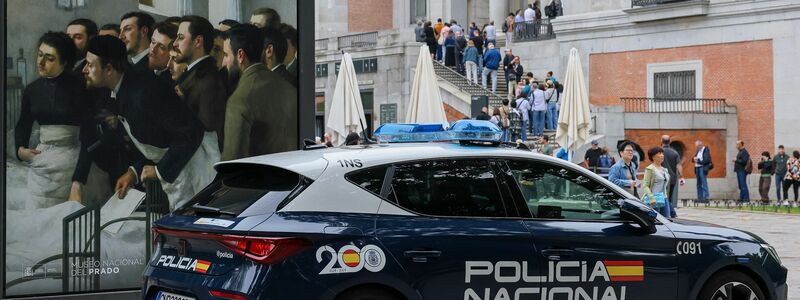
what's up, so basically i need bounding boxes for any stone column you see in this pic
[489,0,508,26]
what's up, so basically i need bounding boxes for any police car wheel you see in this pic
[698,271,765,300]
[336,286,403,300]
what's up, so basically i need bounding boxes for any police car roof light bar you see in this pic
[373,120,502,144]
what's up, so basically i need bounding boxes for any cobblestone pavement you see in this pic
[677,207,799,299]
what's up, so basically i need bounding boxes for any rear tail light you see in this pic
[153,228,310,264]
[210,290,247,300]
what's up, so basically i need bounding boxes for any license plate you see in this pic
[156,291,195,300]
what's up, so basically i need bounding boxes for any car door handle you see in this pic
[404,250,442,263]
[541,249,574,261]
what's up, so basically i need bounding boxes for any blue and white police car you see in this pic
[143,120,787,300]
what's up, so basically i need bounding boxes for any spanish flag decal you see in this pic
[342,249,361,267]
[603,260,644,282]
[195,259,211,274]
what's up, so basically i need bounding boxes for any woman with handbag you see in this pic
[642,147,672,218]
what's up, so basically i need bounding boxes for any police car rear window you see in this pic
[177,164,306,218]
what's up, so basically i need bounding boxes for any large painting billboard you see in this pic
[3,0,301,297]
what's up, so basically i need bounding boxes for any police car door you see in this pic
[501,159,678,300]
[375,158,541,300]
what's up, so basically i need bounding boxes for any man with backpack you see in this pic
[733,140,752,202]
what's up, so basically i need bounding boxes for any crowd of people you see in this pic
[506,131,800,218]
[13,8,299,210]
[416,15,565,144]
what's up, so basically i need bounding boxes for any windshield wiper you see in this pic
[191,204,237,217]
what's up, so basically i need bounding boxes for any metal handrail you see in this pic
[512,19,556,42]
[337,32,378,49]
[432,61,506,108]
[620,97,729,113]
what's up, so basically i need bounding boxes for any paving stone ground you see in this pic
[677,206,799,299]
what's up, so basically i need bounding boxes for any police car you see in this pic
[142,120,787,300]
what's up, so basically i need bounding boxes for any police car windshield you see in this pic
[176,164,305,218]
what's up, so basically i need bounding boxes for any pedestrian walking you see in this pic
[597,147,615,178]
[508,100,522,142]
[515,91,530,141]
[489,107,502,127]
[484,21,497,46]
[414,20,425,42]
[508,57,523,100]
[462,40,479,85]
[504,13,514,46]
[584,140,602,173]
[499,99,511,142]
[661,135,683,217]
[481,43,501,93]
[693,140,712,202]
[774,145,789,201]
[531,83,546,136]
[757,151,774,203]
[544,80,558,130]
[609,143,641,198]
[733,140,751,202]
[782,150,800,204]
[424,21,436,59]
[642,147,672,218]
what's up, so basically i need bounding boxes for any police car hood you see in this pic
[668,218,766,244]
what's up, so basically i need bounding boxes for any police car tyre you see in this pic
[336,286,404,300]
[698,270,765,300]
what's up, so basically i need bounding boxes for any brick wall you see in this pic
[347,0,393,32]
[590,40,775,161]
[444,103,467,122]
[625,129,726,179]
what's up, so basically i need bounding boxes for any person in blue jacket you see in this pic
[481,43,501,93]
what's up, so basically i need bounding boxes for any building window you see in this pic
[315,64,328,78]
[654,70,696,99]
[411,0,427,24]
[361,90,374,138]
[335,58,378,75]
[315,93,325,138]
[646,60,702,99]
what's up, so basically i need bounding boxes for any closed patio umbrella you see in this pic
[556,47,593,161]
[327,52,367,146]
[406,45,448,128]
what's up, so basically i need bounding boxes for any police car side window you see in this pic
[506,160,621,221]
[390,159,507,218]
[345,166,388,197]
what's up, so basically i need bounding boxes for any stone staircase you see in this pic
[432,59,557,142]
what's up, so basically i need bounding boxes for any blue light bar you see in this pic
[447,120,502,143]
[374,121,502,144]
[374,123,448,143]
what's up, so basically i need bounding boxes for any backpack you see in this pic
[598,154,613,169]
[502,22,509,33]
[745,159,753,174]
[500,107,511,129]
[545,2,557,18]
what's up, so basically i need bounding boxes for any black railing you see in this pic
[337,32,378,49]
[513,19,556,42]
[620,97,728,113]
[632,0,693,7]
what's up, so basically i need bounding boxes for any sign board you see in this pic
[380,103,398,125]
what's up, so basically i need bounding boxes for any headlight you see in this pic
[761,243,782,265]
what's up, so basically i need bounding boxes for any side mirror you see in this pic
[618,199,658,234]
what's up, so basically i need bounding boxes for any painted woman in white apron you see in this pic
[14,32,97,209]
